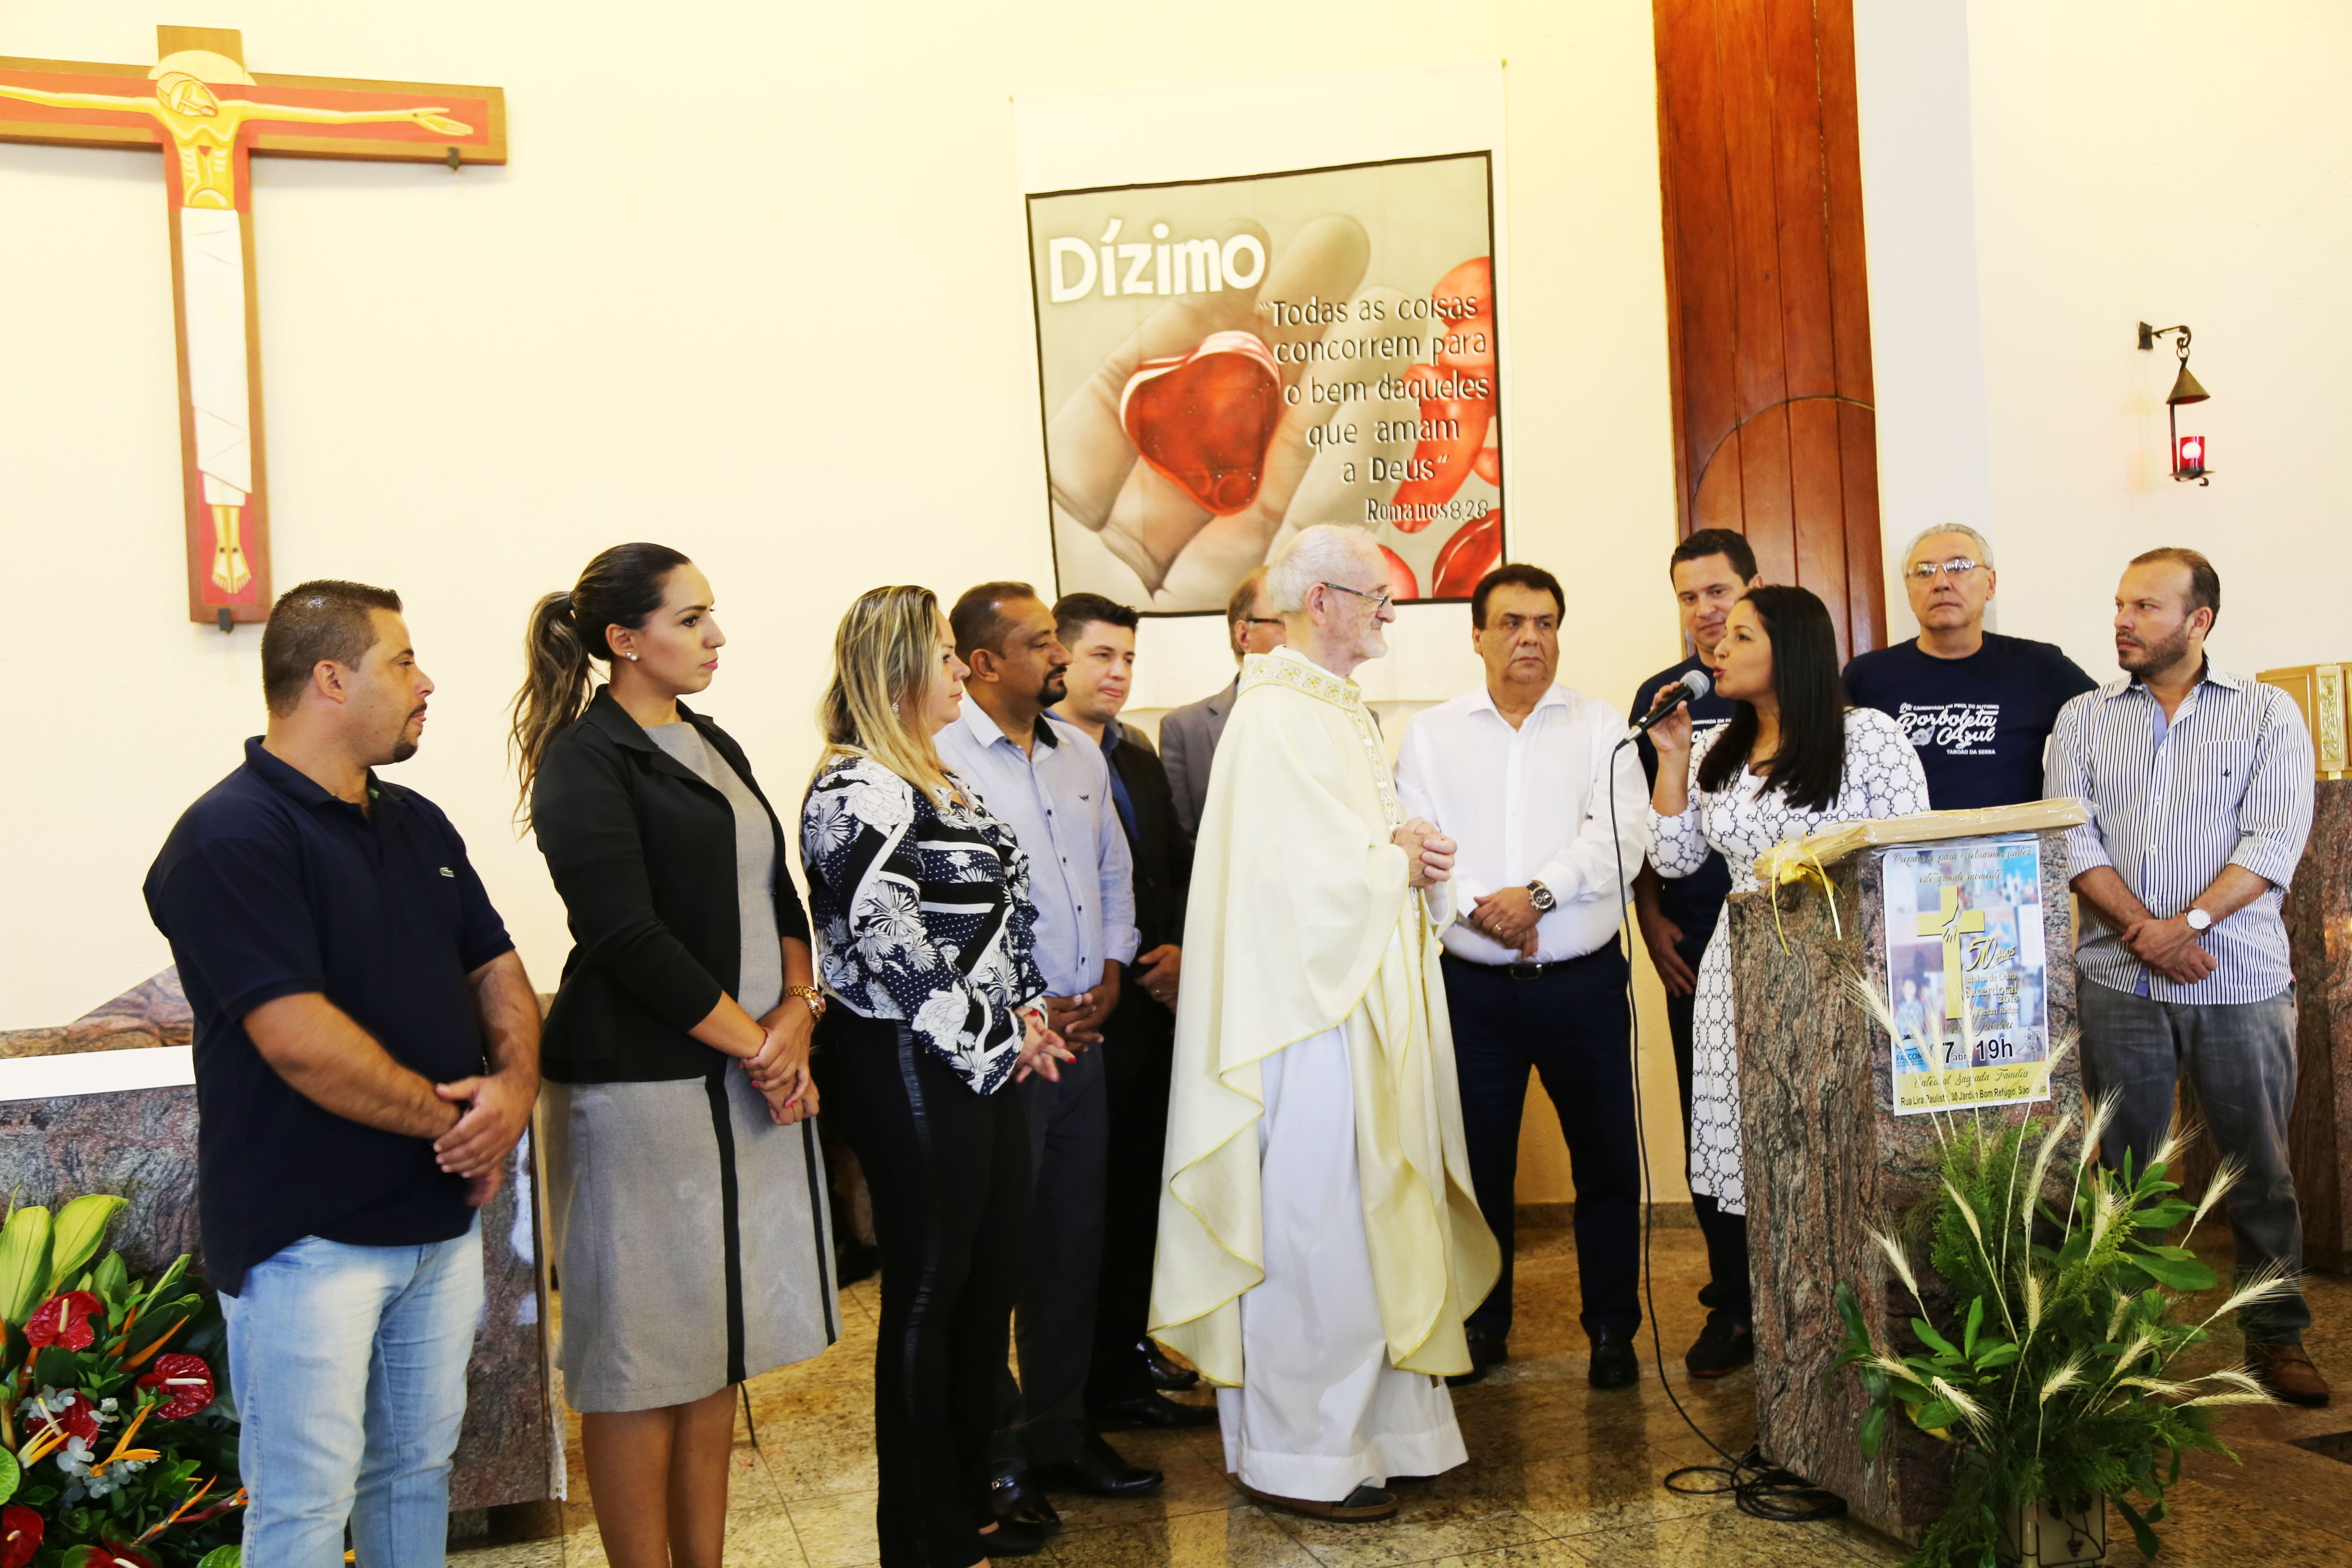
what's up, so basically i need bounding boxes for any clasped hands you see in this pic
[1394,818,1457,891]
[745,1006,820,1126]
[1469,885,1543,959]
[2121,913,2217,985]
[432,1066,536,1207]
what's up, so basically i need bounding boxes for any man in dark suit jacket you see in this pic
[1159,568,1286,843]
[1051,593,1219,1436]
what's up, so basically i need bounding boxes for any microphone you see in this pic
[1622,668,1712,742]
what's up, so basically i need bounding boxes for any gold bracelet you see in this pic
[786,984,827,1021]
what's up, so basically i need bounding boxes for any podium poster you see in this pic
[1883,836,2053,1115]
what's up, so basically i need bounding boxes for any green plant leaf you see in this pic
[0,1205,53,1324]
[63,1547,111,1568]
[0,1445,17,1506]
[1859,1404,1886,1463]
[2123,1250,2218,1291]
[1913,1317,1961,1359]
[42,1196,125,1302]
[1974,1342,2021,1369]
[34,1345,76,1390]
[90,1251,129,1307]
[1914,1400,1961,1432]
[1964,1296,1984,1358]
[2114,1494,2161,1558]
[197,1547,243,1568]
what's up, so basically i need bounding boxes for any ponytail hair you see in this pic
[509,542,691,824]
[817,585,957,806]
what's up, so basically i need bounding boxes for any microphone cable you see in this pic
[1605,727,1847,1524]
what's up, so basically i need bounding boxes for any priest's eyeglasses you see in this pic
[1904,557,1984,582]
[1320,581,1395,612]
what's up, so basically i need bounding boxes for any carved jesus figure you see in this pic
[0,52,467,595]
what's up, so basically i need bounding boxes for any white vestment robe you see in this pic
[1152,646,1499,1501]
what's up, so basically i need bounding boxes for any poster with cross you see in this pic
[1883,835,2054,1115]
[0,24,505,626]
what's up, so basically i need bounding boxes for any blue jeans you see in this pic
[223,1222,484,1568]
[2078,980,2309,1341]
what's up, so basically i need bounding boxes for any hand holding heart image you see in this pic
[1032,153,1505,612]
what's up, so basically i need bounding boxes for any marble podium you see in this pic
[0,971,563,1513]
[1727,827,2084,1543]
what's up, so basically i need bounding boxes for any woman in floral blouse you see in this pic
[802,585,1072,1568]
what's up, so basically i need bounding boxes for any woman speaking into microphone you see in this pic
[1644,585,1926,1374]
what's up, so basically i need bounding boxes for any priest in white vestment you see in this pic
[1150,524,1501,1523]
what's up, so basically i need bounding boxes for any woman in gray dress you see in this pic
[513,542,839,1568]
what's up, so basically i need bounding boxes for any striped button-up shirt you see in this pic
[2044,661,2314,1004]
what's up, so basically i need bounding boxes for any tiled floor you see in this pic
[456,1226,2352,1568]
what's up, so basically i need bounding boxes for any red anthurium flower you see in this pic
[96,1541,157,1568]
[1,1505,43,1568]
[136,1354,215,1419]
[24,1291,102,1351]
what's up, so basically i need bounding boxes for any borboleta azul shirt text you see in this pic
[1845,633,2098,809]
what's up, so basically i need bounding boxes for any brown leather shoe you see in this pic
[2248,1341,2332,1408]
[1236,1480,1398,1521]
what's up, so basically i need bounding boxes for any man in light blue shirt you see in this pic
[939,581,1155,1519]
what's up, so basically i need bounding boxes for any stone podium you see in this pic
[1728,824,2085,1543]
[0,971,564,1515]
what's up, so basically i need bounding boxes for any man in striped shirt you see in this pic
[2046,547,2324,1406]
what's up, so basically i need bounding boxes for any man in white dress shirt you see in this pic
[1395,564,1651,1389]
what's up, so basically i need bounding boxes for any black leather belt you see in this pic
[1442,949,1610,980]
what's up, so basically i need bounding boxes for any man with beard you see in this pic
[938,583,1158,1535]
[1046,593,1220,1434]
[144,580,541,1564]
[2047,547,2324,1407]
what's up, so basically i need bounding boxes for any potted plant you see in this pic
[0,1194,242,1568]
[1831,1008,2288,1568]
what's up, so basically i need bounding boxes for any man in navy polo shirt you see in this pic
[145,580,540,1568]
[1629,528,1755,1377]
[1844,525,2097,808]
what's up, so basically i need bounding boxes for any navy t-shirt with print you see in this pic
[1632,655,1738,961]
[1843,633,2098,810]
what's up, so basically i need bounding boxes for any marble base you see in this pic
[0,971,561,1509]
[1727,829,2085,1542]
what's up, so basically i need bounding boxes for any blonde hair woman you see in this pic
[800,586,1072,1568]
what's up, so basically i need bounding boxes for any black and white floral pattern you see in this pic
[1648,707,1928,1214]
[801,754,1047,1095]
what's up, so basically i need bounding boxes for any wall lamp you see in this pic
[2137,321,2209,485]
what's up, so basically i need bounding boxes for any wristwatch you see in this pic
[2184,907,2213,934]
[785,983,828,1022]
[1526,880,1558,913]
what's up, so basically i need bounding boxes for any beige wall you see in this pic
[0,3,1693,1199]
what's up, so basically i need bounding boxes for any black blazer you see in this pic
[533,689,811,1083]
[1107,726,1191,962]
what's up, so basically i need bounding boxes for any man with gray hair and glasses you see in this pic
[1844,524,2097,807]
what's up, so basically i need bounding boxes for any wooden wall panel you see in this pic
[1653,0,1887,662]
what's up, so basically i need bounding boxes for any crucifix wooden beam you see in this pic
[0,25,505,627]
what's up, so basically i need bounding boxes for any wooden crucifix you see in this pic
[0,25,505,627]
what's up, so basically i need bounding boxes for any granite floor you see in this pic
[455,1225,2352,1568]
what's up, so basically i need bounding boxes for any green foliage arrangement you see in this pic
[0,1195,242,1568]
[1829,1004,2290,1568]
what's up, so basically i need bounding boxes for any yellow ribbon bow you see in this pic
[1752,836,1842,954]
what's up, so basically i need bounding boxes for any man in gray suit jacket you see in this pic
[1159,567,1285,843]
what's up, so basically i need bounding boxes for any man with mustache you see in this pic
[144,580,541,1566]
[2046,547,2325,1407]
[1844,524,2096,808]
[938,582,1157,1535]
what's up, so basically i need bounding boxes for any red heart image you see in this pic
[1388,364,1494,524]
[1379,543,1420,603]
[1120,331,1282,515]
[1472,421,1501,487]
[1431,510,1502,600]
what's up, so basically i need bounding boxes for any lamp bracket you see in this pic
[2138,321,2192,358]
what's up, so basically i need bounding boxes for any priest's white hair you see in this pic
[1267,524,1385,613]
[1903,522,1994,568]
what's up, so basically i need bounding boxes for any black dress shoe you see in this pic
[1036,1432,1165,1498]
[1447,1327,1507,1387]
[1684,1317,1754,1379]
[980,1464,1061,1534]
[1089,1391,1219,1430]
[1143,1338,1201,1391]
[1589,1327,1638,1390]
